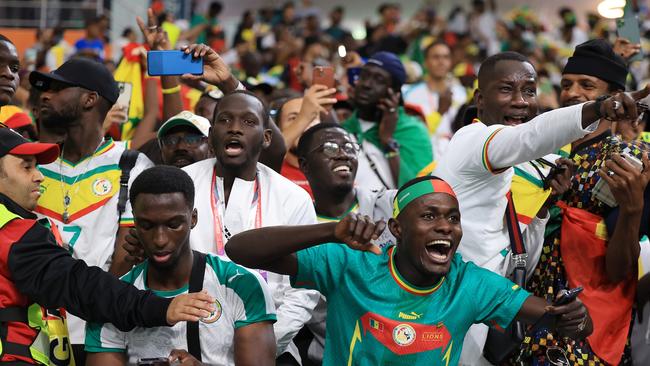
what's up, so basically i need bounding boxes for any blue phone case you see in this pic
[147,50,203,76]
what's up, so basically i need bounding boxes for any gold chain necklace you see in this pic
[59,139,104,223]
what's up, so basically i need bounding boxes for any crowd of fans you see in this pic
[2,0,650,365]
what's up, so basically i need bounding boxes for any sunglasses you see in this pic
[308,141,360,158]
[159,134,207,147]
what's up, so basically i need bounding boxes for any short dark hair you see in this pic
[214,90,270,127]
[296,122,347,159]
[423,40,450,59]
[478,51,532,89]
[275,96,302,129]
[129,166,195,208]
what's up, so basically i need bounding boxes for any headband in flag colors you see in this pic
[392,178,457,218]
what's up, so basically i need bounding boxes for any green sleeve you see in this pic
[468,262,532,329]
[394,114,434,186]
[290,243,350,297]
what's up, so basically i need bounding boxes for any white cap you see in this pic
[157,111,211,138]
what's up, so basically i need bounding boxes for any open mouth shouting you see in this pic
[503,115,529,126]
[424,239,453,264]
[224,138,244,157]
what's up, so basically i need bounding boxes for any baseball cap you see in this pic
[0,126,59,164]
[367,51,407,89]
[29,58,119,104]
[157,111,211,139]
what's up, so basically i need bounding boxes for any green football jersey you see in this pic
[292,244,530,365]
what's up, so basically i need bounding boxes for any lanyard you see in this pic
[210,167,262,255]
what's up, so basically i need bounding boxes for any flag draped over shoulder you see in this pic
[557,201,635,366]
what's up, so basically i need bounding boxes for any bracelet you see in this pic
[162,85,181,94]
[385,151,400,159]
[593,95,609,120]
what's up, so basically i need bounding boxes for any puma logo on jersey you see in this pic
[228,270,243,283]
[398,311,423,320]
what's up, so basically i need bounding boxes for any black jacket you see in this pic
[1,193,172,332]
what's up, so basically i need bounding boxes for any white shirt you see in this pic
[36,139,153,344]
[85,255,276,365]
[183,158,320,361]
[434,103,595,274]
[402,79,467,158]
[353,120,395,190]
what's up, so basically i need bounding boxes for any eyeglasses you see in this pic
[546,346,570,366]
[159,134,207,147]
[308,141,359,157]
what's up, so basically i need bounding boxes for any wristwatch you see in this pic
[383,138,400,154]
[593,95,609,120]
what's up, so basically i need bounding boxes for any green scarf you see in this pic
[342,107,433,187]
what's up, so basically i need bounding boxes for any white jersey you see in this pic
[183,158,320,361]
[84,255,276,365]
[36,139,153,344]
[402,79,467,158]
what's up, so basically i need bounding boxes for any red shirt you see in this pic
[280,160,313,199]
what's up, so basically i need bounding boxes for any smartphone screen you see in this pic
[312,66,335,88]
[617,1,643,62]
[147,50,203,76]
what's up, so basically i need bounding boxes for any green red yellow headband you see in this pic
[393,178,457,218]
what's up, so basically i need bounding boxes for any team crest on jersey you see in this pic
[392,324,416,346]
[200,299,222,324]
[92,178,112,196]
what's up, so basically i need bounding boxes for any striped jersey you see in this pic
[292,244,530,366]
[84,254,276,365]
[35,138,153,344]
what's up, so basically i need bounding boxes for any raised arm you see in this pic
[225,214,385,276]
[488,87,650,171]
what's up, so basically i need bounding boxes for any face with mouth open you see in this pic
[389,192,462,285]
[300,127,358,193]
[476,60,538,126]
[133,192,197,269]
[210,93,271,172]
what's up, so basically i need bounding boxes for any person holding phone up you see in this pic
[341,51,433,190]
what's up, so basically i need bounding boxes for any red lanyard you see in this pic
[210,167,262,255]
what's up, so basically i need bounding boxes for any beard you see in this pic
[40,103,82,130]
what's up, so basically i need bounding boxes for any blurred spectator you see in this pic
[74,16,106,60]
[189,1,226,51]
[469,0,499,56]
[324,6,351,42]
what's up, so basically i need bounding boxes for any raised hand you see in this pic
[378,88,401,146]
[599,85,650,122]
[334,213,386,255]
[166,290,216,325]
[298,84,338,121]
[136,8,171,51]
[123,227,145,264]
[613,37,642,60]
[179,44,233,87]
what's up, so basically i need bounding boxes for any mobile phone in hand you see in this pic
[617,1,644,62]
[553,286,583,306]
[313,66,335,88]
[148,50,203,76]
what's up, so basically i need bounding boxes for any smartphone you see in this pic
[617,1,644,62]
[530,287,584,331]
[148,50,203,76]
[347,67,361,87]
[554,286,583,306]
[137,358,170,366]
[115,82,132,123]
[312,66,335,88]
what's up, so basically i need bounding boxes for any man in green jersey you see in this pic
[225,176,593,365]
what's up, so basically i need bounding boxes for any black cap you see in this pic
[0,127,59,164]
[563,39,629,91]
[29,58,119,104]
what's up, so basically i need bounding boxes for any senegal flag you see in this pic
[112,43,146,141]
